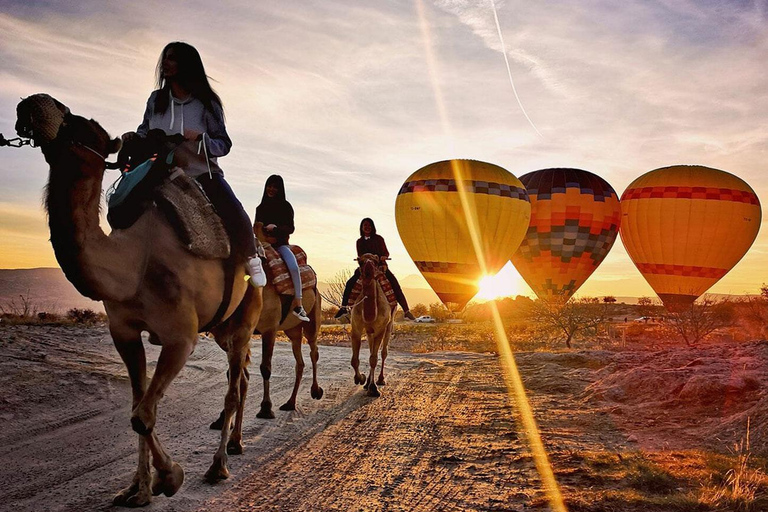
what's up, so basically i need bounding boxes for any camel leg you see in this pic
[367,331,384,397]
[257,332,276,419]
[280,326,305,411]
[306,323,323,400]
[350,327,365,386]
[111,330,153,507]
[204,331,249,482]
[129,336,196,498]
[377,314,394,386]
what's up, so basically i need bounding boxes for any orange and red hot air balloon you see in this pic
[395,159,531,310]
[511,168,622,299]
[620,165,761,311]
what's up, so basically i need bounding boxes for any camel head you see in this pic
[16,93,121,165]
[359,253,379,282]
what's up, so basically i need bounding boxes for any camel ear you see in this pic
[108,137,122,155]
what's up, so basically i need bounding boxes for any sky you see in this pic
[0,0,766,302]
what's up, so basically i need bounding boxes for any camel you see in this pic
[350,253,396,397]
[210,223,323,426]
[15,94,262,506]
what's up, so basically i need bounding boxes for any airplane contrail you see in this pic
[489,0,542,137]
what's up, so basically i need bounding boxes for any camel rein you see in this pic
[0,133,35,148]
[0,133,107,162]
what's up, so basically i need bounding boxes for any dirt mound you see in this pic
[585,340,768,454]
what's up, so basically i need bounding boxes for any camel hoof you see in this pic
[354,374,366,385]
[227,439,244,455]
[377,377,386,386]
[113,482,151,507]
[151,463,184,497]
[279,402,296,411]
[368,384,381,398]
[209,410,226,430]
[256,407,275,419]
[204,460,230,483]
[130,415,153,436]
[311,386,324,400]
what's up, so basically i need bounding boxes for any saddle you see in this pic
[262,243,317,295]
[106,131,230,260]
[349,271,397,307]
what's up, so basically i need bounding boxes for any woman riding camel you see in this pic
[256,174,310,322]
[335,218,415,320]
[122,41,266,287]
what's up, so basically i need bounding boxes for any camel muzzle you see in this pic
[16,93,70,146]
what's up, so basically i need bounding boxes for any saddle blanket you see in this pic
[349,272,397,308]
[263,244,317,296]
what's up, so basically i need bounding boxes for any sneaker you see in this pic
[334,306,349,319]
[404,310,416,321]
[247,257,267,287]
[292,306,310,322]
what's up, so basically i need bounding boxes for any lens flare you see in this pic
[415,3,565,509]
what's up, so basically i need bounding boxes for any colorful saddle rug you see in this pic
[263,244,317,296]
[349,272,397,308]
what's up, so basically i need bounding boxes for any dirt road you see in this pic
[2,325,766,511]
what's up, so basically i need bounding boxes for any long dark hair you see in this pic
[260,174,287,203]
[359,217,377,237]
[153,42,223,114]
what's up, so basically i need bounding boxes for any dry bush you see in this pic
[699,422,768,511]
[662,296,735,346]
[526,296,610,348]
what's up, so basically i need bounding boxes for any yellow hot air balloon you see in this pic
[511,168,622,299]
[620,165,761,311]
[395,159,531,309]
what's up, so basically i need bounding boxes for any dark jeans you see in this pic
[196,173,257,259]
[342,268,409,311]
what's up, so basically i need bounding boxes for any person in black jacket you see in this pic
[255,175,309,321]
[334,218,415,320]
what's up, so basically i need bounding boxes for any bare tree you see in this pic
[663,296,735,346]
[321,268,354,308]
[528,296,608,348]
[0,290,38,318]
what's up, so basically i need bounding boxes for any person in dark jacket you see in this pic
[334,218,415,320]
[255,175,309,321]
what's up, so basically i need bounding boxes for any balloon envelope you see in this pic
[511,168,622,299]
[620,165,761,310]
[395,159,531,309]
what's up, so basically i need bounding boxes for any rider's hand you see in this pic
[184,129,202,142]
[121,131,137,143]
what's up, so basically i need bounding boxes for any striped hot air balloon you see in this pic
[511,168,622,299]
[395,159,531,310]
[620,165,761,311]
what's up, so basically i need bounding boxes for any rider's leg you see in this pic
[334,269,360,318]
[196,173,265,286]
[386,269,414,320]
[277,244,309,321]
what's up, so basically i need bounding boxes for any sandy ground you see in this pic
[1,324,767,511]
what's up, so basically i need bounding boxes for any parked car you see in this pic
[415,315,436,323]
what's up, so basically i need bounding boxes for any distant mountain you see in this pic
[0,268,105,314]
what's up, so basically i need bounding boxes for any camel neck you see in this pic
[46,148,145,302]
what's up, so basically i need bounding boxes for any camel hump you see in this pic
[262,244,317,295]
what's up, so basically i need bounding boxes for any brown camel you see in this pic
[211,224,323,425]
[15,94,262,507]
[350,253,396,397]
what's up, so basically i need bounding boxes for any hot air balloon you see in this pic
[620,165,761,311]
[511,168,621,299]
[395,159,531,310]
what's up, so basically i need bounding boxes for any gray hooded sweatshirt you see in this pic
[136,89,232,177]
